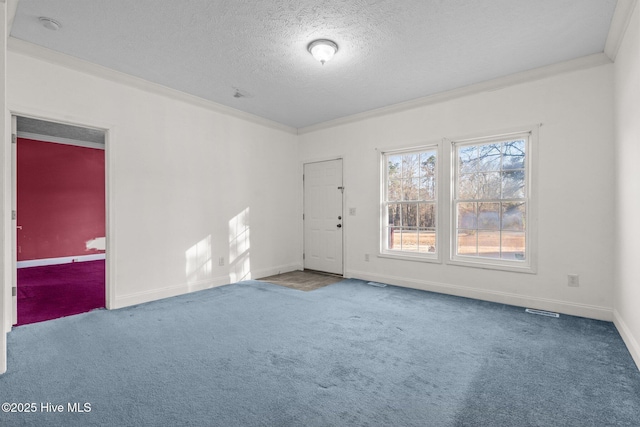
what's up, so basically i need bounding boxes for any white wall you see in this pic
[0,0,8,375]
[614,2,640,368]
[6,45,301,310]
[299,64,615,320]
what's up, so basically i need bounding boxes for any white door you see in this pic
[304,159,343,275]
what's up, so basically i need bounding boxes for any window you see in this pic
[381,146,438,259]
[451,131,533,271]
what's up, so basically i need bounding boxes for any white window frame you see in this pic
[379,143,441,263]
[448,127,538,273]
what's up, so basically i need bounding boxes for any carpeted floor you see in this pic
[1,279,639,426]
[259,270,343,291]
[17,260,105,325]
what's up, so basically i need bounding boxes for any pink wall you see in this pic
[17,138,105,261]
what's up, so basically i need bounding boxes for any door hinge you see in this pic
[12,287,17,297]
[303,213,305,220]
[303,253,305,260]
[11,134,16,144]
[12,210,16,220]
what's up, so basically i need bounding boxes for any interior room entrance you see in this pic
[13,116,107,325]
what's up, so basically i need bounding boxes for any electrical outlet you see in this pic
[349,207,356,216]
[568,274,579,287]
[364,253,370,262]
[218,257,225,266]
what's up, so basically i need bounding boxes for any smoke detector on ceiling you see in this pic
[232,87,253,99]
[39,17,61,31]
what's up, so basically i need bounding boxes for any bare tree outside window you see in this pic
[383,148,437,255]
[455,139,527,261]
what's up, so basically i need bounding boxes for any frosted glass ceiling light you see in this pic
[308,39,338,65]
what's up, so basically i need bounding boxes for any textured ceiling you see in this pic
[10,0,618,129]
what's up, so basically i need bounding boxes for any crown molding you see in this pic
[6,0,18,38]
[7,38,298,135]
[298,52,612,135]
[605,0,638,61]
[8,36,616,138]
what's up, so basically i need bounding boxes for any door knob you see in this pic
[337,224,342,228]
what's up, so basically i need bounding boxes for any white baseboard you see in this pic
[112,262,303,309]
[17,253,106,269]
[252,263,302,280]
[613,309,640,371]
[345,269,613,321]
[112,275,231,309]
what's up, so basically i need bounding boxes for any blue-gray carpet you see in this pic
[1,279,639,426]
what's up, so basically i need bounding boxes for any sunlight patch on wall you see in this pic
[229,208,251,282]
[85,237,106,251]
[186,235,212,289]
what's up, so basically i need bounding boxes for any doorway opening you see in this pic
[13,116,107,326]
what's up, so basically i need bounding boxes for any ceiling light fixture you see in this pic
[307,39,338,65]
[39,17,61,31]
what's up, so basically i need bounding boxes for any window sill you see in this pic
[447,256,536,274]
[378,252,441,264]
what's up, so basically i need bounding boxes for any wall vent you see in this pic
[367,281,387,288]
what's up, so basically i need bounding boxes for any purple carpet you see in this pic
[17,260,105,326]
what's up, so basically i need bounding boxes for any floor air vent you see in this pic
[367,282,387,288]
[525,308,560,318]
